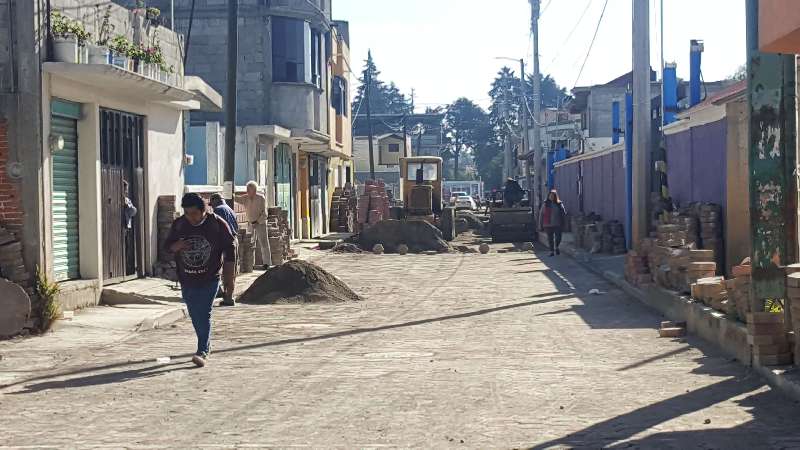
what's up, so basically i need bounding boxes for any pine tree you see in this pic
[352,52,412,116]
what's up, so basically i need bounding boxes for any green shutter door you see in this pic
[51,100,81,281]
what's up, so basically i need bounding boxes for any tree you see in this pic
[443,98,489,180]
[730,64,747,81]
[352,52,412,116]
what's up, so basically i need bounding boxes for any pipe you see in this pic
[663,63,678,125]
[690,39,704,107]
[625,90,633,250]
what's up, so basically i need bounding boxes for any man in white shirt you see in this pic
[235,181,272,269]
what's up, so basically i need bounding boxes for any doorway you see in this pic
[100,108,145,285]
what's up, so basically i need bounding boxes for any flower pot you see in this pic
[52,37,78,63]
[87,45,109,65]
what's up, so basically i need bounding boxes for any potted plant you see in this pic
[109,35,132,70]
[146,7,161,26]
[51,11,91,63]
[88,6,114,64]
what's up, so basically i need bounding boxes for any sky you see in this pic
[333,0,747,111]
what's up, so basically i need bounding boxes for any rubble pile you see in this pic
[352,219,450,254]
[238,260,362,304]
[357,180,390,231]
[329,183,358,233]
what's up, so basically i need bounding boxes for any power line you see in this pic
[542,0,594,73]
[539,0,553,18]
[572,0,609,89]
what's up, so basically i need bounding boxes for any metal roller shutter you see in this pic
[51,100,80,281]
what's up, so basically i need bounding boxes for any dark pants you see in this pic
[546,226,562,253]
[181,279,220,356]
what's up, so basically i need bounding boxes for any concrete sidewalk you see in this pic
[548,231,800,403]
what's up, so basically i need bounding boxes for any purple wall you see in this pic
[665,119,727,213]
[553,148,627,236]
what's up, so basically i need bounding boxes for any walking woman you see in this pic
[539,190,567,256]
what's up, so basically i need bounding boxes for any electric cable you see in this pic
[572,0,610,89]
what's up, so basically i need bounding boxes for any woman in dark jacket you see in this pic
[538,190,567,256]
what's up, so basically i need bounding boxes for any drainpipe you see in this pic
[689,39,704,107]
[662,63,678,125]
[611,100,621,145]
[625,89,633,250]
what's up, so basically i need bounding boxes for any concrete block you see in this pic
[747,312,785,324]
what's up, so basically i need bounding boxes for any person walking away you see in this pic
[209,193,239,306]
[165,193,236,367]
[539,189,567,256]
[235,181,272,269]
[503,178,524,207]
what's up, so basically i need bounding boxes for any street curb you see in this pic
[559,240,800,403]
[135,306,189,332]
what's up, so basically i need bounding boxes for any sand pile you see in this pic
[355,219,450,253]
[238,260,362,304]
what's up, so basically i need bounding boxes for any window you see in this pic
[332,76,347,116]
[272,17,311,83]
[408,162,438,182]
[311,30,322,87]
[388,143,400,153]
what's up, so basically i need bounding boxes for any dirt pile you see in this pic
[238,260,362,304]
[331,243,364,253]
[354,219,451,253]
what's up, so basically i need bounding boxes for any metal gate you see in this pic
[50,100,81,281]
[100,109,145,285]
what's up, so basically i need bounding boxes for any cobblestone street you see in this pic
[3,247,800,448]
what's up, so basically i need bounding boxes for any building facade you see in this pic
[0,0,220,313]
[158,0,353,240]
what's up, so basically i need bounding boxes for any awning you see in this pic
[44,62,198,106]
[184,76,224,112]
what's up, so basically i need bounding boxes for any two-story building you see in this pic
[0,0,221,320]
[158,0,353,239]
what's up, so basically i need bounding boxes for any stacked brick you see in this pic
[329,184,358,233]
[238,230,255,273]
[787,270,800,366]
[698,204,723,268]
[656,215,698,248]
[0,226,32,295]
[690,276,726,310]
[153,196,179,281]
[601,221,626,254]
[624,250,651,286]
[731,262,752,321]
[357,180,390,231]
[265,207,293,266]
[747,312,791,366]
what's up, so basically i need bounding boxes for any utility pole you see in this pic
[223,0,238,206]
[631,0,651,249]
[502,77,512,180]
[746,0,798,311]
[519,59,531,196]
[530,0,542,214]
[366,50,376,181]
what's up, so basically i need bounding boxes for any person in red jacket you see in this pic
[538,189,567,256]
[164,193,236,367]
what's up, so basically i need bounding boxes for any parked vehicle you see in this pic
[454,194,477,210]
[449,191,468,206]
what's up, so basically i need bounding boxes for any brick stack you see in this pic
[266,207,292,266]
[358,180,390,231]
[786,270,800,366]
[601,221,626,254]
[0,120,24,238]
[690,276,726,309]
[656,218,697,248]
[625,250,651,287]
[153,196,179,281]
[747,312,791,366]
[699,204,723,267]
[0,229,32,295]
[329,184,357,233]
[238,230,255,273]
[688,261,717,286]
[731,263,752,321]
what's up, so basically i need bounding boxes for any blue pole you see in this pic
[625,91,633,249]
[663,63,678,125]
[690,39,704,107]
[612,101,621,144]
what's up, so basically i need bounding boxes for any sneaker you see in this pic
[191,353,207,368]
[220,298,236,307]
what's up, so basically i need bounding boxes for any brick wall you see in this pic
[0,119,23,237]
